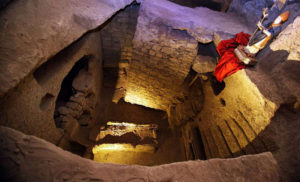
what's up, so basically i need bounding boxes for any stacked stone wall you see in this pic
[100,4,139,67]
[125,12,198,110]
[100,4,139,102]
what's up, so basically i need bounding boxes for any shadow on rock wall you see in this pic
[246,48,300,105]
[237,102,300,182]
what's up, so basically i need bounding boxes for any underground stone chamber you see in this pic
[0,0,300,181]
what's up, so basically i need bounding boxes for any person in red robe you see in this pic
[213,2,290,83]
[214,32,250,82]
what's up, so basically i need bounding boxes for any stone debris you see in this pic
[192,55,217,74]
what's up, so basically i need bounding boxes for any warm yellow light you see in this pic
[96,122,158,141]
[92,143,155,153]
[125,92,157,110]
[107,121,137,127]
[107,121,157,128]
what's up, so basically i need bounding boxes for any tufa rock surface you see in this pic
[0,0,134,97]
[0,31,102,145]
[137,0,251,44]
[0,126,279,182]
[192,55,217,73]
[125,0,251,110]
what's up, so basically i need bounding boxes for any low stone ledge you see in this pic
[0,126,279,182]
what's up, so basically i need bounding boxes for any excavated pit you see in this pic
[0,0,300,181]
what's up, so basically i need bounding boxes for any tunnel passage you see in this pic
[54,56,89,116]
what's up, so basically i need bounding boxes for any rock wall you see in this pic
[168,0,234,12]
[0,31,102,145]
[169,72,276,157]
[228,0,299,28]
[170,71,299,181]
[168,10,300,182]
[101,3,139,68]
[54,53,103,150]
[198,73,277,157]
[100,3,140,102]
[228,0,274,28]
[135,0,250,44]
[174,74,300,181]
[0,126,279,182]
[125,17,198,110]
[0,0,11,10]
[256,15,300,102]
[124,0,250,110]
[0,0,134,97]
[168,78,204,128]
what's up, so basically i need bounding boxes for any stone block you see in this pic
[66,102,83,112]
[161,47,173,55]
[152,45,161,51]
[78,114,91,126]
[72,70,93,93]
[149,50,156,56]
[192,55,216,73]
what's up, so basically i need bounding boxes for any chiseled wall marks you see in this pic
[171,71,277,159]
[198,71,276,157]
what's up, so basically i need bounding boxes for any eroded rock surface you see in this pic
[192,55,216,73]
[0,0,134,97]
[270,16,300,61]
[229,0,300,28]
[228,0,273,27]
[139,0,250,44]
[0,31,102,145]
[168,5,300,181]
[0,126,279,182]
[125,0,250,110]
[246,14,300,105]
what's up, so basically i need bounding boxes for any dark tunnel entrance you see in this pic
[54,56,89,127]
